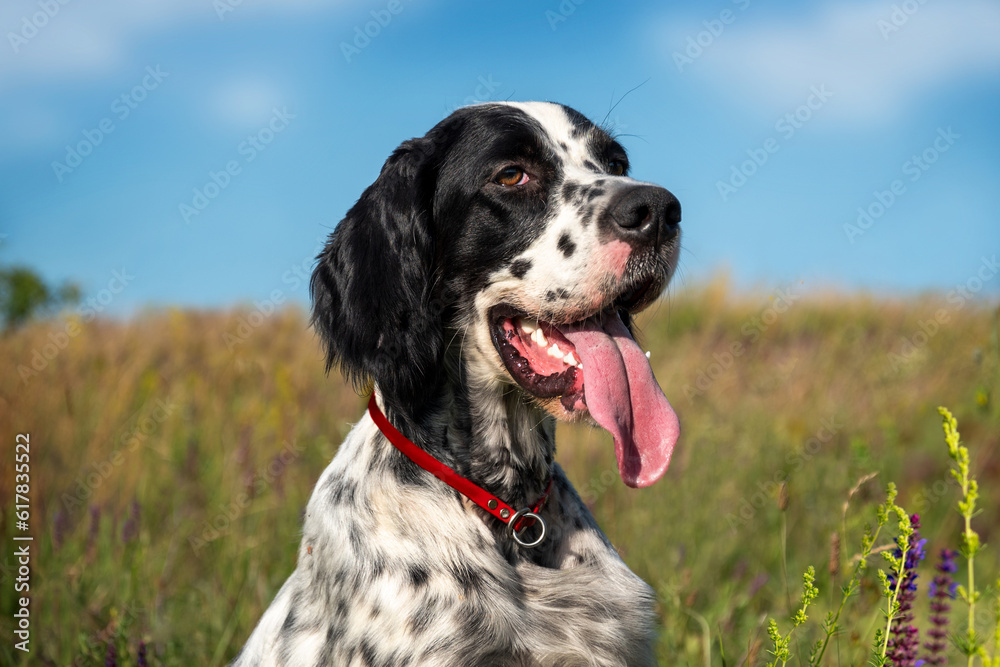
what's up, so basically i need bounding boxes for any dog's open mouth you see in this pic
[491,312,586,403]
[489,296,680,488]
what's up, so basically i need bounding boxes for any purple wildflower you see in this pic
[104,641,117,667]
[923,548,958,665]
[121,498,140,543]
[52,509,70,550]
[747,572,769,598]
[887,514,927,667]
[138,640,148,667]
[87,505,101,549]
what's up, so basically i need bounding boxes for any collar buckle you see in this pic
[509,508,547,548]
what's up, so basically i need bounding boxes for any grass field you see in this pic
[1,279,998,666]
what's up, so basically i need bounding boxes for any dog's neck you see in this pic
[453,377,556,509]
[379,366,556,511]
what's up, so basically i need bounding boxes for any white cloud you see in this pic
[665,0,1000,122]
[0,0,359,89]
[0,0,357,150]
[209,76,288,129]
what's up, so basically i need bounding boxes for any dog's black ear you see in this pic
[310,136,443,418]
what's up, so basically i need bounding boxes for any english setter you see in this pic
[233,101,682,666]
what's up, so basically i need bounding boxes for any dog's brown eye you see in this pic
[608,160,626,177]
[495,166,528,187]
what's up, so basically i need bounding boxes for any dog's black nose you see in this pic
[607,186,681,246]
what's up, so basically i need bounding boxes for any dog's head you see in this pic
[311,101,681,487]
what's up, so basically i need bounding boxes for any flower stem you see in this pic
[810,484,890,667]
[880,516,912,659]
[939,407,984,664]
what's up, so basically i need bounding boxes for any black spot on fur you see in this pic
[387,448,431,487]
[509,259,531,279]
[593,179,606,187]
[360,640,379,666]
[451,563,484,596]
[348,522,364,554]
[320,623,346,663]
[580,204,595,227]
[561,182,579,202]
[561,105,594,139]
[281,607,298,633]
[557,288,571,299]
[329,479,357,505]
[371,554,387,578]
[583,160,600,172]
[587,188,605,201]
[460,610,504,645]
[409,565,430,588]
[559,141,569,151]
[557,234,576,257]
[545,291,556,302]
[408,608,433,635]
[409,594,444,634]
[473,530,488,549]
[335,592,350,619]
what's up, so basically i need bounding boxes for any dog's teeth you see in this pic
[547,343,563,358]
[564,351,578,366]
[520,318,537,334]
[534,329,548,346]
[645,350,651,359]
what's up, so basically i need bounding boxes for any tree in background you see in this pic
[0,265,80,331]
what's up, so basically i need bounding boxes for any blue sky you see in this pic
[1,0,998,316]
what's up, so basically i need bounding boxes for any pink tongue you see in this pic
[560,313,680,488]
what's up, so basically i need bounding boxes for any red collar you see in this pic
[368,394,553,548]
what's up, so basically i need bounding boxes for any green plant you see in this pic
[0,264,79,330]
[810,474,884,666]
[765,566,819,667]
[770,408,1000,667]
[941,406,988,664]
[872,485,914,665]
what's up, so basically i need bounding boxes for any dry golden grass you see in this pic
[1,282,997,665]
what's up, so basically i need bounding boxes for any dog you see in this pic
[232,101,682,666]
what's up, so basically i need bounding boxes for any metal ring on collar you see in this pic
[509,508,546,548]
